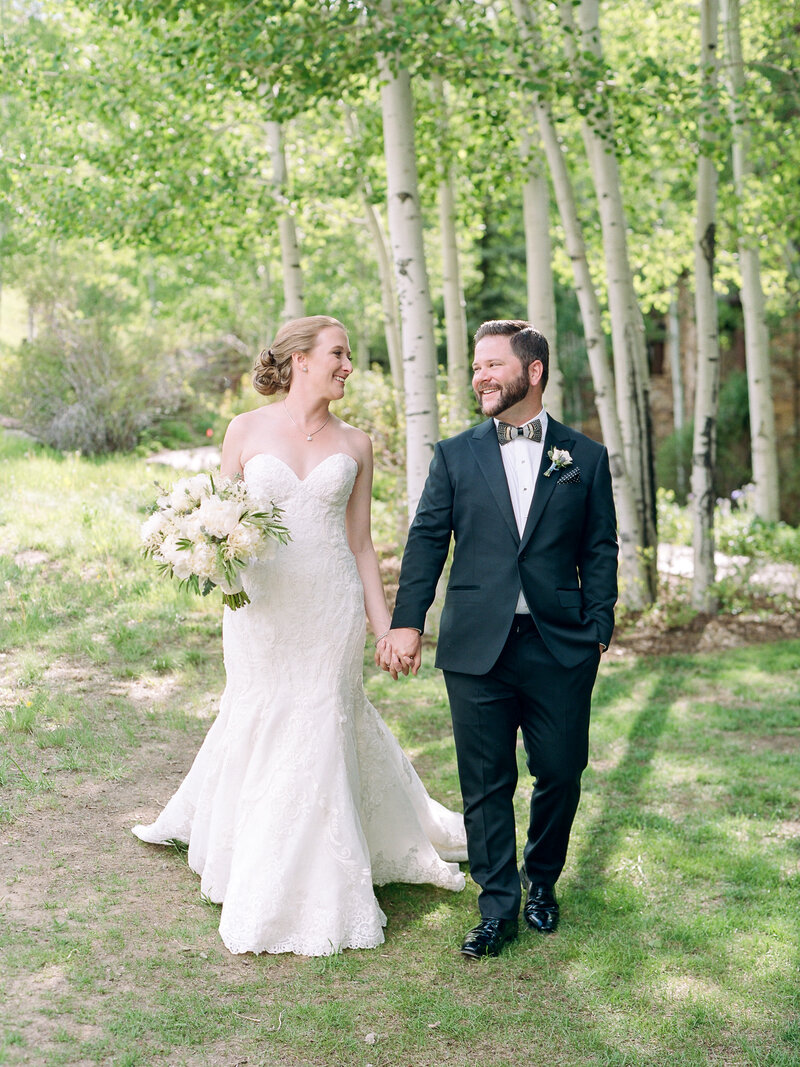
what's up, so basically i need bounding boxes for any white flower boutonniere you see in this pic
[543,447,573,478]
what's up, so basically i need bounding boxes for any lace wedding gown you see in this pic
[133,452,467,956]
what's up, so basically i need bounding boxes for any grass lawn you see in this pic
[1,432,799,1066]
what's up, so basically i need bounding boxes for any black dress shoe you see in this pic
[460,917,518,959]
[520,865,559,933]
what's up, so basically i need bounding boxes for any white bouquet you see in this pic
[141,472,290,610]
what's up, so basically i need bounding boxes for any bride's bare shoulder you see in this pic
[228,403,281,430]
[335,419,373,459]
[225,404,281,441]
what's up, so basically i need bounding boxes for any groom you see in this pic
[379,320,618,958]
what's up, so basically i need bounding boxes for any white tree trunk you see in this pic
[266,119,305,321]
[510,0,648,608]
[668,296,685,432]
[431,76,470,432]
[521,128,563,420]
[378,35,440,521]
[691,0,721,610]
[342,105,404,393]
[439,173,471,431]
[667,293,687,496]
[363,197,404,391]
[561,0,657,598]
[723,0,780,521]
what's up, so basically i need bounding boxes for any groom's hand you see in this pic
[379,628,422,679]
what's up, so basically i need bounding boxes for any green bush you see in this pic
[656,371,752,504]
[655,424,693,504]
[659,483,800,565]
[6,318,188,454]
[715,486,800,564]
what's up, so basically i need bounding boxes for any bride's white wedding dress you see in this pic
[133,452,467,956]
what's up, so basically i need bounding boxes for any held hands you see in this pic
[375,628,422,680]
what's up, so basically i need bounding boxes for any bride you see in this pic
[133,315,467,956]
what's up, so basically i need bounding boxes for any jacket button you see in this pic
[520,554,527,562]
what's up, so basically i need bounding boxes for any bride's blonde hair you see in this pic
[252,315,347,396]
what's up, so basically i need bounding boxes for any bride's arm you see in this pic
[220,416,245,478]
[345,435,392,642]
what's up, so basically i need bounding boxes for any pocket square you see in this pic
[557,466,581,485]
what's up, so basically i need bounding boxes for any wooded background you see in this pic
[1,0,798,611]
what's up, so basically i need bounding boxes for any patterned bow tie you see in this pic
[496,419,542,445]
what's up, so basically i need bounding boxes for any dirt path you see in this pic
[0,659,286,1065]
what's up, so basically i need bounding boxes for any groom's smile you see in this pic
[472,337,533,419]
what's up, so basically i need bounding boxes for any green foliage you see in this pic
[657,370,753,505]
[715,488,800,566]
[656,488,693,545]
[6,314,185,454]
[657,484,800,566]
[655,423,694,503]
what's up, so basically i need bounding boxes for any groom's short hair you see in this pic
[474,320,549,391]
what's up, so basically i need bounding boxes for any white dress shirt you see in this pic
[495,409,547,614]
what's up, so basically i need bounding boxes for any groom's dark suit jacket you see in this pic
[391,415,619,673]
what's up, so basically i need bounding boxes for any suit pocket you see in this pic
[557,466,582,486]
[557,588,583,609]
[446,586,483,604]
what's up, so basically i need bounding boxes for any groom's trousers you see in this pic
[443,614,600,920]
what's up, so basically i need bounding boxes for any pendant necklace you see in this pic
[284,400,331,442]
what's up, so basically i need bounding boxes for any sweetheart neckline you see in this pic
[243,451,357,484]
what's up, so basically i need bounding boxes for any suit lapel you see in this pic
[468,419,519,543]
[519,418,575,552]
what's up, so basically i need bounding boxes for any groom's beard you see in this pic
[475,369,531,418]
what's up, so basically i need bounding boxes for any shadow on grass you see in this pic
[574,660,675,895]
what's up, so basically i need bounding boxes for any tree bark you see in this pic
[691,0,721,610]
[377,24,440,521]
[723,0,779,521]
[521,128,563,420]
[510,0,648,608]
[560,0,657,600]
[266,118,305,321]
[363,196,405,391]
[342,105,404,393]
[667,291,687,497]
[431,75,471,433]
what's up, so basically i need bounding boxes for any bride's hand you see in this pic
[379,628,421,679]
[375,636,394,675]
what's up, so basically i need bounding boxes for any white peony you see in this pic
[178,510,205,541]
[223,522,262,560]
[190,541,219,580]
[197,496,245,539]
[171,555,194,581]
[159,474,212,514]
[157,533,185,566]
[141,511,169,549]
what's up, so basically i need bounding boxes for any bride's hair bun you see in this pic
[252,346,289,395]
[252,315,347,397]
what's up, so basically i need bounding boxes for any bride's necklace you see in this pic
[283,400,331,442]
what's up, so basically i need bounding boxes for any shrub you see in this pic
[6,318,187,454]
[656,371,753,505]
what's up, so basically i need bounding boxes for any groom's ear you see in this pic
[528,359,544,389]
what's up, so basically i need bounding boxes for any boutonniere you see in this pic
[543,447,573,478]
